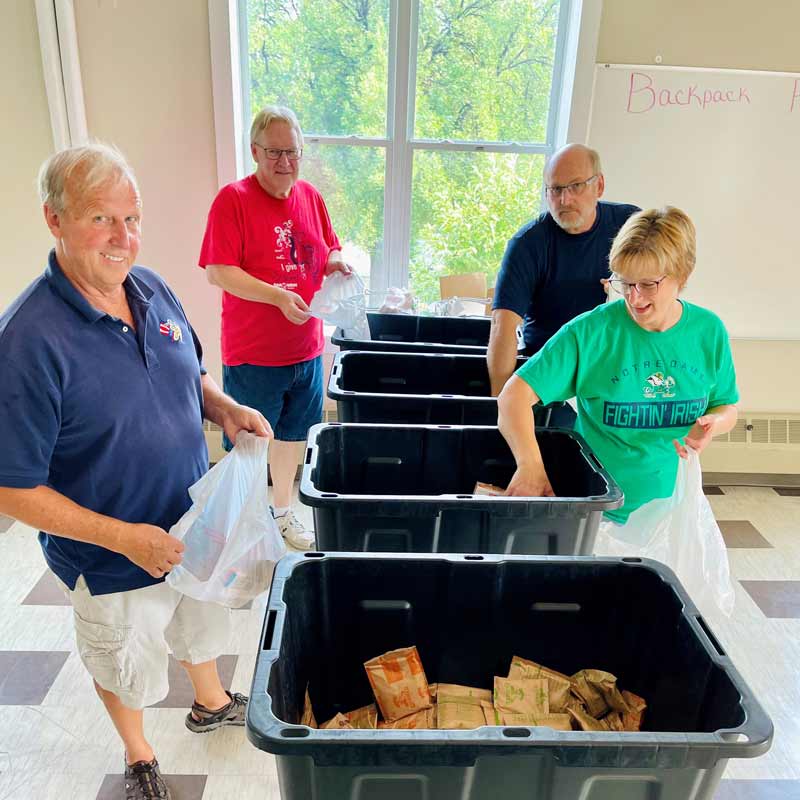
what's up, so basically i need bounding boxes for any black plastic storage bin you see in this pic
[300,423,622,555]
[247,553,772,800]
[332,312,491,354]
[329,350,558,425]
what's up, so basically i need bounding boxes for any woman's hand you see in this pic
[673,413,719,459]
[505,464,555,497]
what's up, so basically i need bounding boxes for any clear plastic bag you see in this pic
[166,432,286,608]
[310,272,369,338]
[378,287,416,314]
[593,450,735,617]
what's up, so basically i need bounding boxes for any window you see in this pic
[232,0,581,303]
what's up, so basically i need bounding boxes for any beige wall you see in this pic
[598,0,799,421]
[72,0,224,381]
[1,2,55,307]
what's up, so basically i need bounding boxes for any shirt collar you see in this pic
[45,249,153,321]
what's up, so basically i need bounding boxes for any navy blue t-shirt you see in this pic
[493,201,639,354]
[0,252,209,595]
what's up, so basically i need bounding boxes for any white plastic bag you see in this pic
[310,272,369,338]
[166,432,285,608]
[593,450,735,617]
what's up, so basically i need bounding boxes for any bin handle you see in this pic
[712,703,774,758]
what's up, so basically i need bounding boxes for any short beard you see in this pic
[552,211,585,232]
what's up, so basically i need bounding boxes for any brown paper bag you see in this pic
[481,701,500,726]
[300,686,317,728]
[436,701,486,730]
[494,677,549,716]
[364,646,433,722]
[473,482,506,497]
[567,705,610,732]
[320,712,354,730]
[436,683,493,706]
[498,712,572,731]
[428,683,438,700]
[343,703,378,729]
[621,690,647,731]
[603,711,625,732]
[571,669,631,716]
[378,707,435,729]
[508,656,572,712]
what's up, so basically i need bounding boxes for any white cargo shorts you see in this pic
[61,574,231,710]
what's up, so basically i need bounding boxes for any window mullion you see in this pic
[382,0,416,290]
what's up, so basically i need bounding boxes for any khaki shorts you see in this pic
[62,575,231,710]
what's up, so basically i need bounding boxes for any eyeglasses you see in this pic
[608,275,668,298]
[254,144,303,161]
[545,174,599,199]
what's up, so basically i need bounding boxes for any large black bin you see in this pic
[328,350,557,425]
[300,423,622,555]
[331,312,492,354]
[247,552,772,800]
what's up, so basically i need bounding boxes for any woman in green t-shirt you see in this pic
[497,206,739,523]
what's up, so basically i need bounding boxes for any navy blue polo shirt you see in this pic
[493,201,639,355]
[0,251,209,595]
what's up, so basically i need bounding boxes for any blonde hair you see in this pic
[250,105,304,146]
[609,206,696,287]
[38,142,139,214]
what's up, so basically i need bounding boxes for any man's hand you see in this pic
[325,253,353,276]
[220,403,273,445]
[673,414,719,459]
[505,464,555,497]
[121,523,185,578]
[277,289,312,324]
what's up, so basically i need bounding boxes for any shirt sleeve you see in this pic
[514,322,580,404]
[198,186,243,268]
[492,234,537,317]
[0,353,61,488]
[708,318,739,407]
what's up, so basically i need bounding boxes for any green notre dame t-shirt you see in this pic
[516,299,738,523]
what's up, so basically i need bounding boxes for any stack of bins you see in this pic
[245,314,773,800]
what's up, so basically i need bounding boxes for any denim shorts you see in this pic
[222,356,323,448]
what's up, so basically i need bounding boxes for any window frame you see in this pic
[208,0,602,290]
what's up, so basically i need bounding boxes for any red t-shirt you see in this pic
[198,175,341,367]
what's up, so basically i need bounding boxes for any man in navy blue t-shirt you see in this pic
[0,144,273,800]
[489,144,639,401]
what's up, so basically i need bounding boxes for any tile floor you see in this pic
[0,487,798,799]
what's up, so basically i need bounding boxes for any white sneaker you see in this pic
[275,509,316,550]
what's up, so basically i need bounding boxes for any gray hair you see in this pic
[250,105,304,146]
[38,142,139,214]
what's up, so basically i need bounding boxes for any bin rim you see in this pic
[246,552,773,766]
[299,422,624,511]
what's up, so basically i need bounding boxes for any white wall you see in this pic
[1,2,55,305]
[72,0,225,381]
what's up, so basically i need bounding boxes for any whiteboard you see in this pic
[587,64,800,340]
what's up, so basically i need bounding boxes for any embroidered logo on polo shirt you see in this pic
[159,319,183,343]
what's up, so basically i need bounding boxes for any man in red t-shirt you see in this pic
[199,106,350,549]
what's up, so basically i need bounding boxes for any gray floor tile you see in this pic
[97,772,207,800]
[22,569,71,605]
[0,514,14,533]
[718,520,773,549]
[0,650,70,704]
[704,486,725,495]
[151,655,239,709]
[774,487,800,497]
[715,779,800,799]
[740,581,800,618]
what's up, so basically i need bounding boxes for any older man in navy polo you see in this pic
[0,144,271,800]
